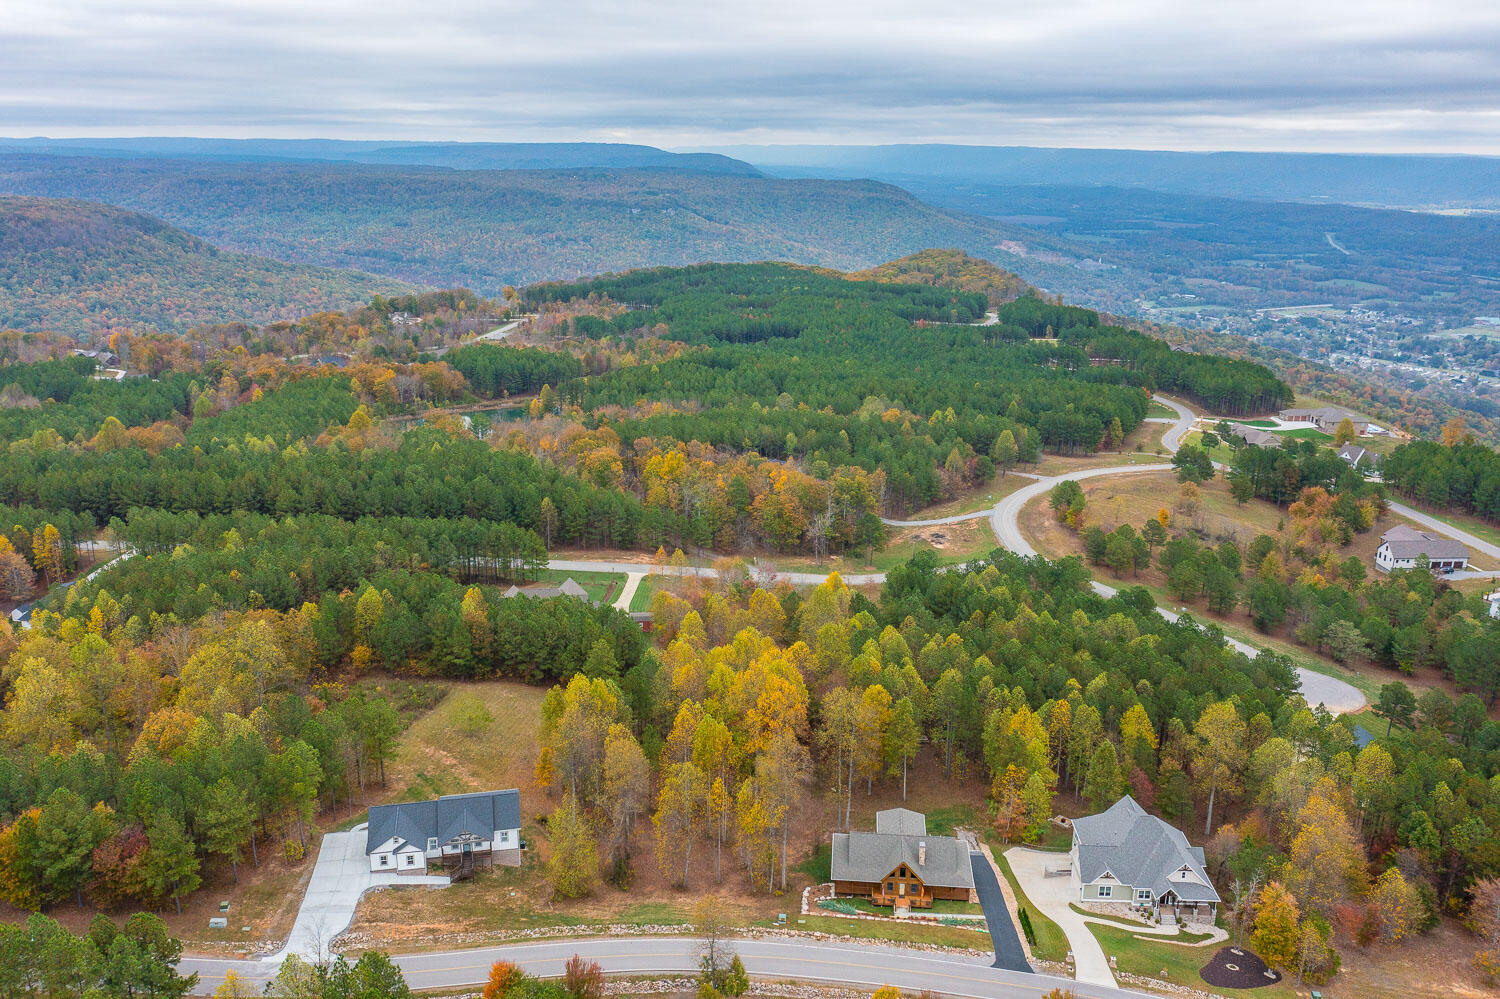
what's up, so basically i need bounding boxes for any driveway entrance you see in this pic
[968,853,1031,973]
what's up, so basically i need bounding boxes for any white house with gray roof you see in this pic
[1375,525,1470,574]
[366,788,521,874]
[1070,795,1219,922]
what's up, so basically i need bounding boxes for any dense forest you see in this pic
[0,196,408,336]
[0,155,1082,296]
[3,257,1496,991]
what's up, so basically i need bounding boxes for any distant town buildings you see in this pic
[1375,525,1470,574]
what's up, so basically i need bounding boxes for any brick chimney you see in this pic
[918,840,927,866]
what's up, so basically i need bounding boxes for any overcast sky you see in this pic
[5,0,1500,153]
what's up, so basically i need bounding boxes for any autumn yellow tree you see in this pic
[1191,701,1247,835]
[1442,415,1470,446]
[600,724,649,883]
[547,791,597,898]
[31,524,62,586]
[1282,785,1366,915]
[1251,880,1300,970]
[653,762,707,887]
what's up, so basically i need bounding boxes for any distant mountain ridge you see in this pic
[0,154,1090,296]
[699,143,1500,208]
[0,137,760,177]
[0,195,412,336]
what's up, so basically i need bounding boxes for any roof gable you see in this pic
[875,808,927,836]
[1072,796,1220,903]
[365,788,520,854]
[830,825,974,890]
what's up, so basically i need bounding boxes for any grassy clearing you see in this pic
[991,851,1069,963]
[817,896,984,917]
[630,573,663,612]
[897,473,1029,522]
[1069,903,1153,927]
[1146,401,1177,419]
[529,568,625,605]
[387,681,548,806]
[760,519,999,575]
[1087,923,1298,999]
[777,913,992,948]
[1278,427,1334,443]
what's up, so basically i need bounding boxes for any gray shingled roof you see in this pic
[874,808,927,836]
[501,579,589,601]
[1380,525,1469,561]
[1280,406,1364,425]
[366,788,521,854]
[1226,425,1281,448]
[830,812,974,890]
[1338,444,1369,467]
[1072,796,1220,904]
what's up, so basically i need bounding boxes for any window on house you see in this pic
[1098,886,1112,898]
[379,855,390,866]
[427,837,438,852]
[1137,890,1152,901]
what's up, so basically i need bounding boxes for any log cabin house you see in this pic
[830,808,977,908]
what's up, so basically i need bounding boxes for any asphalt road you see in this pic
[184,935,1153,998]
[968,855,1031,973]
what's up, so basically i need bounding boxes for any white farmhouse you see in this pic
[366,788,521,875]
[1374,525,1470,574]
[1070,795,1219,924]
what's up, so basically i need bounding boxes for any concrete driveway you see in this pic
[1004,846,1117,988]
[270,824,449,961]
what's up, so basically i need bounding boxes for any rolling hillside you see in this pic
[0,196,413,336]
[0,154,1087,297]
[0,137,761,176]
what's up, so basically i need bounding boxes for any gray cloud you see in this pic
[1,0,1498,151]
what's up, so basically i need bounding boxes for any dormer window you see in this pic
[427,837,439,851]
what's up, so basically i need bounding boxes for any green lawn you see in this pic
[1277,427,1334,443]
[629,573,663,612]
[1146,401,1177,419]
[1182,430,1236,466]
[991,851,1069,963]
[794,843,832,883]
[529,568,625,605]
[1087,923,1297,999]
[775,913,991,949]
[1070,903,1151,927]
[924,804,982,836]
[818,896,983,917]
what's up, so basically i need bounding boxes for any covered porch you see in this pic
[872,888,933,908]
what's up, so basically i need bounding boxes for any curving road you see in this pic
[592,393,1362,713]
[182,935,1149,998]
